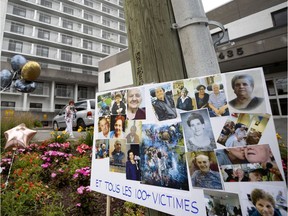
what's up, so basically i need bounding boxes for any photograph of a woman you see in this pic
[126,149,141,181]
[194,84,209,109]
[181,109,216,152]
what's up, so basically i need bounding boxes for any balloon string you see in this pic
[4,149,17,190]
[0,71,17,93]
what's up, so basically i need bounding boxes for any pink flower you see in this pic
[41,163,50,168]
[77,186,85,194]
[58,168,64,173]
[51,173,57,178]
[76,203,81,207]
[73,173,79,179]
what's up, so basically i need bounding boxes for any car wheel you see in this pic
[77,119,86,129]
[53,121,59,131]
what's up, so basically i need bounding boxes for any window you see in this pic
[120,35,126,44]
[275,77,287,95]
[55,104,66,110]
[63,6,74,15]
[211,29,229,46]
[102,18,110,27]
[39,13,51,24]
[13,6,26,17]
[83,40,92,49]
[1,101,15,107]
[11,22,24,34]
[102,44,110,54]
[63,19,73,30]
[36,45,49,57]
[119,22,126,31]
[83,25,92,35]
[61,50,72,61]
[60,66,71,72]
[55,84,73,97]
[31,82,49,95]
[78,86,88,99]
[102,31,110,39]
[82,70,92,75]
[119,11,124,18]
[266,77,288,116]
[102,5,110,13]
[104,71,110,83]
[40,0,52,8]
[84,13,93,21]
[119,0,123,6]
[83,55,92,65]
[38,29,50,40]
[84,0,93,7]
[8,40,23,52]
[30,103,42,110]
[62,34,73,45]
[272,7,287,27]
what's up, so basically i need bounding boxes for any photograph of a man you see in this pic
[228,73,264,112]
[208,83,229,117]
[189,153,223,190]
[110,139,125,167]
[98,117,110,139]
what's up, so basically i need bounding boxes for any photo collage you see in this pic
[93,68,287,215]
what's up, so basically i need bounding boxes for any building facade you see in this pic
[98,0,287,138]
[0,0,127,125]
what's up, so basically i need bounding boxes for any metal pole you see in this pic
[170,0,221,77]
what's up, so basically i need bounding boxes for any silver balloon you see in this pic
[10,55,27,73]
[14,79,37,93]
[0,69,13,90]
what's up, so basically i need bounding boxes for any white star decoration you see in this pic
[4,123,37,150]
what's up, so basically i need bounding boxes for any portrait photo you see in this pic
[181,109,216,152]
[98,116,110,139]
[225,69,267,113]
[204,190,242,216]
[125,120,142,144]
[172,79,196,112]
[240,184,287,216]
[194,75,229,117]
[187,151,223,190]
[126,87,146,120]
[126,144,141,181]
[149,83,177,121]
[95,139,109,159]
[110,90,127,115]
[97,93,111,117]
[109,115,126,139]
[109,139,127,173]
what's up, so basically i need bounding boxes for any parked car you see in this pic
[52,99,95,131]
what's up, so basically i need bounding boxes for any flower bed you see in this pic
[1,134,145,215]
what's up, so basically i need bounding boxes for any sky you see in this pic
[202,0,233,12]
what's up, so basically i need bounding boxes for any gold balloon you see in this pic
[4,123,37,150]
[21,61,41,81]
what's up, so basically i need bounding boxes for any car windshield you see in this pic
[90,100,95,109]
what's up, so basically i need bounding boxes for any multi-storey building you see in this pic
[0,0,127,125]
[98,0,287,139]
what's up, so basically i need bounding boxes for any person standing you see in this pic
[65,100,76,138]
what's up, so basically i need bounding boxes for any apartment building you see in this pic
[0,0,127,125]
[98,0,287,138]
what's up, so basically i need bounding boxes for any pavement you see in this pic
[31,128,83,142]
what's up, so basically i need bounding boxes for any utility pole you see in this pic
[124,0,186,85]
[171,0,221,76]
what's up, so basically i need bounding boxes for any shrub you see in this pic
[77,126,94,147]
[50,131,70,143]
